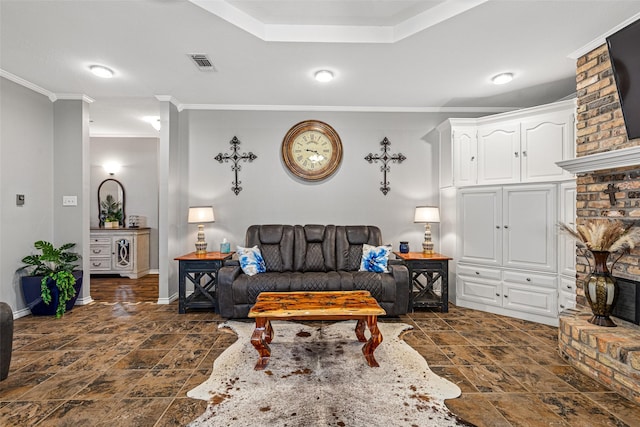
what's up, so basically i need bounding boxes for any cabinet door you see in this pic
[502,185,557,272]
[458,187,502,266]
[502,282,557,317]
[521,112,574,182]
[559,182,577,276]
[477,123,520,185]
[453,127,477,187]
[457,274,501,307]
[113,236,134,272]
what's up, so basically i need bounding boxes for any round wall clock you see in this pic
[281,120,343,181]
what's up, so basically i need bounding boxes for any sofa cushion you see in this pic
[360,244,391,273]
[237,246,266,276]
[294,225,336,272]
[246,225,294,272]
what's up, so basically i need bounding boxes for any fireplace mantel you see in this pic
[556,146,640,174]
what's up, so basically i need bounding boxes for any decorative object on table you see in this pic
[414,206,440,254]
[559,219,640,327]
[0,302,13,381]
[220,237,231,254]
[399,241,409,253]
[364,137,406,195]
[215,136,257,195]
[127,214,146,228]
[188,206,215,255]
[187,321,465,427]
[97,178,125,227]
[281,120,343,181]
[17,241,83,318]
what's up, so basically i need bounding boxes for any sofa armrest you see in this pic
[218,265,242,318]
[388,262,410,314]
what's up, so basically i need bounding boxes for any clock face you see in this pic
[282,120,343,181]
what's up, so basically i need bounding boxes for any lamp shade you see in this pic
[188,206,215,223]
[414,206,440,223]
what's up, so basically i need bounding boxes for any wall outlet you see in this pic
[62,195,77,206]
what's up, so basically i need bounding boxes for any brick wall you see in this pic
[574,43,640,305]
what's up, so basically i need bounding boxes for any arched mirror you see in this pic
[98,179,126,227]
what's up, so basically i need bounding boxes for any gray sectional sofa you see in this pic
[217,224,410,318]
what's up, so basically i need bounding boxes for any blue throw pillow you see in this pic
[359,244,391,273]
[237,245,266,276]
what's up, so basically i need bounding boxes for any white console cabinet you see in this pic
[89,228,150,279]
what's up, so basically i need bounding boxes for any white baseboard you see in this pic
[149,269,159,275]
[75,296,94,305]
[13,307,31,319]
[157,292,178,305]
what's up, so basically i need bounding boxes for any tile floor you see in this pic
[1,302,640,426]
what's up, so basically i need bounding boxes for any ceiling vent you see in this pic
[188,54,217,71]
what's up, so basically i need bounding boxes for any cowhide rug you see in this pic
[188,320,469,426]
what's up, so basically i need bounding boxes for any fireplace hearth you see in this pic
[612,277,640,325]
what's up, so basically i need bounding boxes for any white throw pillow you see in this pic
[237,245,267,276]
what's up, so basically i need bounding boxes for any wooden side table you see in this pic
[393,252,452,312]
[174,251,233,314]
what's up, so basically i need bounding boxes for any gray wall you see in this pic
[0,78,54,314]
[186,110,456,252]
[91,137,160,269]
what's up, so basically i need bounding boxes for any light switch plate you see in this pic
[16,194,25,206]
[62,195,77,206]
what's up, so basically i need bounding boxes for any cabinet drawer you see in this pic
[90,237,110,244]
[90,258,111,271]
[457,264,501,280]
[89,245,111,257]
[503,270,556,289]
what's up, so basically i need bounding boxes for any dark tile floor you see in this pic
[2,302,640,426]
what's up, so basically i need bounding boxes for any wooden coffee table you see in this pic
[248,290,386,370]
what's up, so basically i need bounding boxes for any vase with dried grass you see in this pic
[559,219,640,326]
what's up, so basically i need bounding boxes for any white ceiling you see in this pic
[1,0,639,137]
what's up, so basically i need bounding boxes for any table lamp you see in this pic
[188,206,215,254]
[414,206,440,254]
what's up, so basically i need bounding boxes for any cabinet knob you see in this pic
[495,293,500,297]
[496,225,500,229]
[514,152,519,158]
[526,278,531,282]
[92,262,100,267]
[522,150,527,157]
[504,225,509,229]
[471,156,475,161]
[560,304,565,309]
[475,271,480,275]
[566,285,572,289]
[504,295,508,298]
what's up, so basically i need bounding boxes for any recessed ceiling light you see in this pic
[492,72,513,85]
[314,70,334,82]
[89,65,114,78]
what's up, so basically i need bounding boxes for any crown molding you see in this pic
[0,69,56,101]
[556,146,640,174]
[155,95,183,111]
[189,0,488,43]
[90,133,161,139]
[55,94,95,103]
[181,103,514,114]
[568,12,640,59]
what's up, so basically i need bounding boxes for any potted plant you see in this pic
[101,194,123,228]
[17,241,83,318]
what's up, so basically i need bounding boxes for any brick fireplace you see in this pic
[558,41,640,403]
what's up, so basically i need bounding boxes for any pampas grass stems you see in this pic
[559,219,640,252]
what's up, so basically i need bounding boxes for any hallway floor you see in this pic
[1,279,639,426]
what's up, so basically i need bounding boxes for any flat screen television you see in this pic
[607,19,640,140]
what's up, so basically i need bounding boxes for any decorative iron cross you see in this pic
[215,136,257,195]
[364,137,406,195]
[604,183,619,206]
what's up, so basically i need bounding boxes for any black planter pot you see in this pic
[21,271,83,316]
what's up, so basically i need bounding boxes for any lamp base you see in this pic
[195,224,208,254]
[422,241,434,254]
